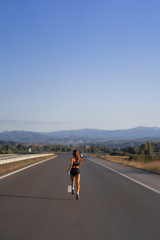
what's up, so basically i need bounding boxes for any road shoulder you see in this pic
[87,155,160,194]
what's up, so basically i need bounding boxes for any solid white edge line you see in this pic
[87,157,160,195]
[0,155,57,180]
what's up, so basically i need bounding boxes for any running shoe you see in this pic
[76,192,79,200]
[72,189,74,195]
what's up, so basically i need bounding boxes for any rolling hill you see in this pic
[0,127,160,145]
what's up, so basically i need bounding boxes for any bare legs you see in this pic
[76,174,80,193]
[70,174,80,193]
[70,175,75,190]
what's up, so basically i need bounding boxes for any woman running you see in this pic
[67,150,82,200]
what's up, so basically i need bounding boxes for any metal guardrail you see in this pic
[0,154,53,165]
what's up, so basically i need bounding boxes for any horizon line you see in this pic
[0,126,159,134]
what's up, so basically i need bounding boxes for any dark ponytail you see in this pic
[73,150,82,165]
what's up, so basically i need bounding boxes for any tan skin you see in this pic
[67,153,81,193]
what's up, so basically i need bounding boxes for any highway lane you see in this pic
[0,153,160,240]
[87,155,160,193]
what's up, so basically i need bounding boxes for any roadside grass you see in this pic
[143,162,160,174]
[99,154,160,175]
[0,153,55,174]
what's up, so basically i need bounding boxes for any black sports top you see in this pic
[72,158,80,167]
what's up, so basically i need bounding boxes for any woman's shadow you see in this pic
[0,193,74,201]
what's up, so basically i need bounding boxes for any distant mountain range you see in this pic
[0,127,160,146]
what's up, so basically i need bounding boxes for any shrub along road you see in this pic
[0,153,160,240]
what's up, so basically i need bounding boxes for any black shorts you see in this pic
[70,168,80,176]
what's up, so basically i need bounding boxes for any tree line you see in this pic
[1,142,160,157]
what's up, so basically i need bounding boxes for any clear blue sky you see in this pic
[0,0,160,132]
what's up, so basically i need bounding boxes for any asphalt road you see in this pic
[0,153,160,240]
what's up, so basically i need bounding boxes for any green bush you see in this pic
[129,154,154,163]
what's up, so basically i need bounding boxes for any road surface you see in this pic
[0,153,160,240]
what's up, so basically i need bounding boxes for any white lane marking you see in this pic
[0,156,57,180]
[87,158,160,195]
[68,185,72,192]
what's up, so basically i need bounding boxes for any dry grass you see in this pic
[101,155,129,162]
[100,154,160,174]
[0,153,55,174]
[143,162,160,174]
